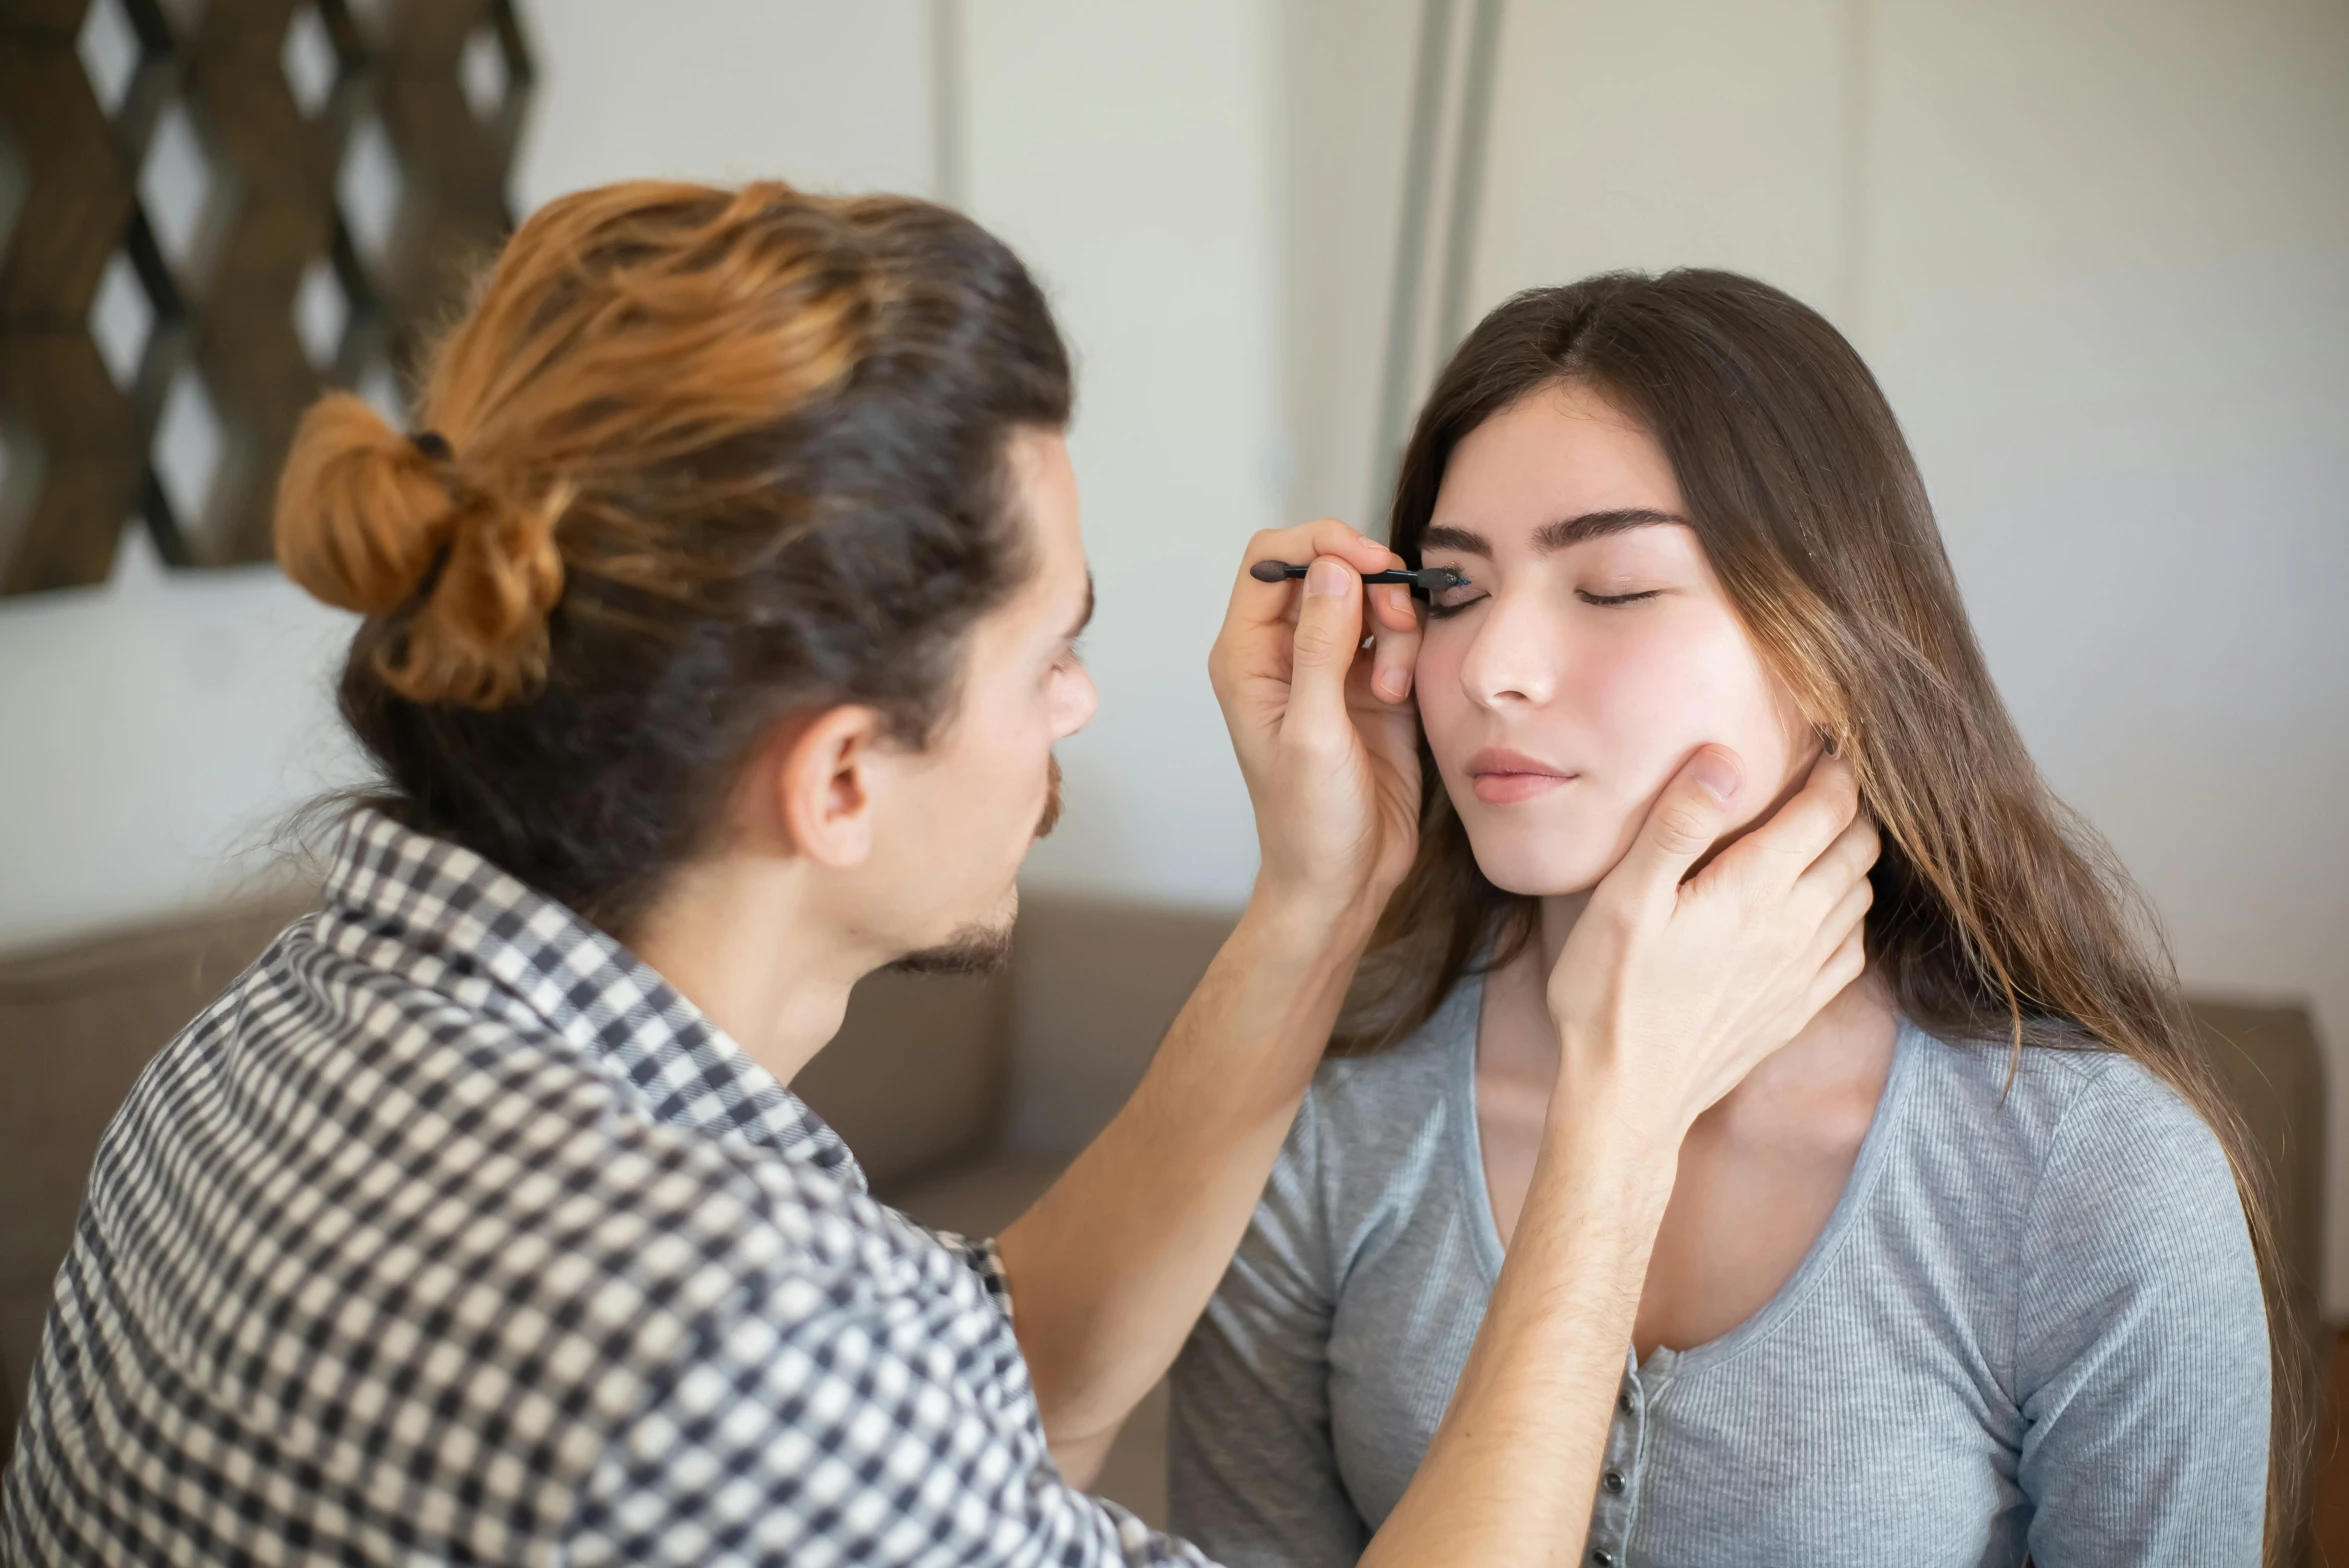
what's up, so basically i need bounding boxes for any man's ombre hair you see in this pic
[273,181,1072,935]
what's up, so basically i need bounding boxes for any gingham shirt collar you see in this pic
[327,806,862,1184]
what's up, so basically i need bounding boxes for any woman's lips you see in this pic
[1465,748,1577,805]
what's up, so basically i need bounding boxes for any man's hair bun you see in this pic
[280,180,1070,936]
[274,391,564,709]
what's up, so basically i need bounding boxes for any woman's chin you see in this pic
[1467,840,1615,899]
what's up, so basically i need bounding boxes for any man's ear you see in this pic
[771,705,887,870]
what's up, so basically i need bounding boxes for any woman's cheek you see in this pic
[1580,626,1719,779]
[1594,614,1797,824]
[1412,632,1473,761]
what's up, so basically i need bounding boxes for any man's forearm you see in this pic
[994,884,1375,1481]
[1363,1104,1679,1568]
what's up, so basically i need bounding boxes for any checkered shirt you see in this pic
[3,809,1214,1566]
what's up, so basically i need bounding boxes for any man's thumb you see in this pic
[1287,557,1363,724]
[1616,745,1744,891]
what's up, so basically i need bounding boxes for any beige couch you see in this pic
[0,891,2328,1538]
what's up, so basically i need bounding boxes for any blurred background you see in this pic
[1,0,2344,1465]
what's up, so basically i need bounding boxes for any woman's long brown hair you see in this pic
[1340,268,2310,1557]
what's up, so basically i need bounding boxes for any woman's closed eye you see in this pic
[1425,589,1485,621]
[1425,585,1664,619]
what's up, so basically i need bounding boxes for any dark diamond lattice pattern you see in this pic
[0,0,532,595]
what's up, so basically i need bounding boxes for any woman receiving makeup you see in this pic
[1170,270,2301,1566]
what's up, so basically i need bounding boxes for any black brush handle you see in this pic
[1247,560,1466,591]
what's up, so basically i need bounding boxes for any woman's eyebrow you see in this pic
[1419,525,1490,556]
[1532,508,1688,553]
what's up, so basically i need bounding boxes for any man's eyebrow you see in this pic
[1067,572,1095,639]
[1532,508,1687,553]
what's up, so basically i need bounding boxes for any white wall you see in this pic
[960,0,1289,909]
[1279,0,1423,530]
[1340,0,2349,1307]
[1859,0,2349,1303]
[1471,0,1856,322]
[511,0,934,206]
[0,541,355,944]
[0,1,939,954]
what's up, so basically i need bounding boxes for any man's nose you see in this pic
[1057,664,1101,737]
[1459,593,1561,710]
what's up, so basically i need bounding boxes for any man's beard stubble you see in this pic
[887,755,1062,978]
[1034,751,1063,839]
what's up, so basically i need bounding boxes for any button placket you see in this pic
[1585,1358,1642,1567]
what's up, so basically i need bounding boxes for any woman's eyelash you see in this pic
[1425,588,1660,619]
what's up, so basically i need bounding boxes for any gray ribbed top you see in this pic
[1168,976,2268,1566]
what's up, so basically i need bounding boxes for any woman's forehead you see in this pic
[1436,386,1685,535]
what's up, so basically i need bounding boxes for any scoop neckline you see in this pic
[1446,972,1919,1387]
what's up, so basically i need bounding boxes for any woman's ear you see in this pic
[771,705,886,870]
[1782,680,1842,763]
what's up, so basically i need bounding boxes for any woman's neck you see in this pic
[1515,889,1897,1125]
[1534,891,1591,976]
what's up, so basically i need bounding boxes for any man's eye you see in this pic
[1578,589,1663,607]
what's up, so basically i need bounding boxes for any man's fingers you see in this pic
[1607,744,1745,898]
[1726,752,1863,880]
[1796,813,1881,903]
[1286,557,1367,735]
[1810,873,1875,967]
[1227,521,1396,630]
[1366,580,1418,632]
[1806,927,1869,1018]
[1367,582,1421,703]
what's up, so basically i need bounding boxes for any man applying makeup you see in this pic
[4,182,1871,1567]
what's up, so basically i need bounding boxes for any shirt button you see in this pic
[1603,1469,1626,1493]
[1617,1391,1632,1414]
[1593,1553,1615,1566]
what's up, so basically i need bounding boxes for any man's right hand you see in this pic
[1547,746,1880,1143]
[1007,520,1432,1484]
[1208,520,1425,929]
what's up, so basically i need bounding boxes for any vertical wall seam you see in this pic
[1837,0,1873,345]
[1371,0,1454,516]
[928,0,967,209]
[1434,0,1502,356]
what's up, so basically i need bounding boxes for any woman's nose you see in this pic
[1458,593,1561,710]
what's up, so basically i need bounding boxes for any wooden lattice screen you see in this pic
[0,0,532,596]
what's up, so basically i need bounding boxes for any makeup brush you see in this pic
[1249,560,1467,592]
